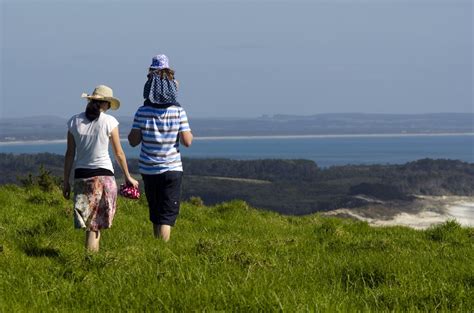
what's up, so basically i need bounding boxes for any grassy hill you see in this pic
[0,184,473,311]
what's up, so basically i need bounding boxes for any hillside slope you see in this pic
[0,185,472,311]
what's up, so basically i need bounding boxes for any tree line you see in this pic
[1,153,473,214]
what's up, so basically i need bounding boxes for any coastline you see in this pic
[1,132,473,145]
[193,132,474,141]
[446,200,474,227]
[0,139,68,146]
[324,197,474,230]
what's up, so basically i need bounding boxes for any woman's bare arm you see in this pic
[110,127,139,188]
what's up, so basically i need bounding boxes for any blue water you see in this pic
[1,134,472,167]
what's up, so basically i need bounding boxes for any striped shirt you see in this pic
[132,105,191,175]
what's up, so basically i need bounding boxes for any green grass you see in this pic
[0,184,473,312]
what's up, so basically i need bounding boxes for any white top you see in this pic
[67,112,119,173]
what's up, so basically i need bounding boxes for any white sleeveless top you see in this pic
[67,112,119,173]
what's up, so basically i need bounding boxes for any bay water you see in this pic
[1,134,472,167]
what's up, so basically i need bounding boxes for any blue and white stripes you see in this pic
[132,106,191,175]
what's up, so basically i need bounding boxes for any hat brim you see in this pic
[82,94,120,110]
[149,66,170,70]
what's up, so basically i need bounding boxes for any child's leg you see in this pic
[153,224,171,242]
[160,225,171,242]
[153,223,160,238]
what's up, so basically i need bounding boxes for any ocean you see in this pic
[0,134,472,167]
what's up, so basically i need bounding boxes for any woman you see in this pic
[63,85,139,252]
[128,54,193,242]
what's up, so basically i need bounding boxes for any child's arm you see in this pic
[128,129,142,147]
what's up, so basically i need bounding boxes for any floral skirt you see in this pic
[73,176,117,231]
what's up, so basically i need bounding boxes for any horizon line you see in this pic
[1,111,473,120]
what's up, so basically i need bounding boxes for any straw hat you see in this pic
[81,85,120,110]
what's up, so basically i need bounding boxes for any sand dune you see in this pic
[446,201,474,227]
[324,196,474,229]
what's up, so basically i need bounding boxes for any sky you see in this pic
[1,0,472,119]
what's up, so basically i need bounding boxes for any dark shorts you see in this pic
[142,171,183,226]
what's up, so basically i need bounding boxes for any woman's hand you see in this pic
[126,176,139,189]
[63,181,71,199]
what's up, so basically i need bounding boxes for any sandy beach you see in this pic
[324,197,474,229]
[0,139,68,146]
[192,132,474,141]
[446,201,474,227]
[0,132,473,145]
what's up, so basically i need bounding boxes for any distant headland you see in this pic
[1,113,472,142]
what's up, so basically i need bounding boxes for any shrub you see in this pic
[18,165,61,192]
[425,220,467,244]
[188,196,204,207]
[37,165,61,192]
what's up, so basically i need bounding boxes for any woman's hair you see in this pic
[85,100,109,121]
[148,68,175,80]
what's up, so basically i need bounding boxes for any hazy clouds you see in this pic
[1,0,472,118]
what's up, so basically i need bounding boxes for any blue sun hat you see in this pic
[144,54,179,106]
[149,54,170,70]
